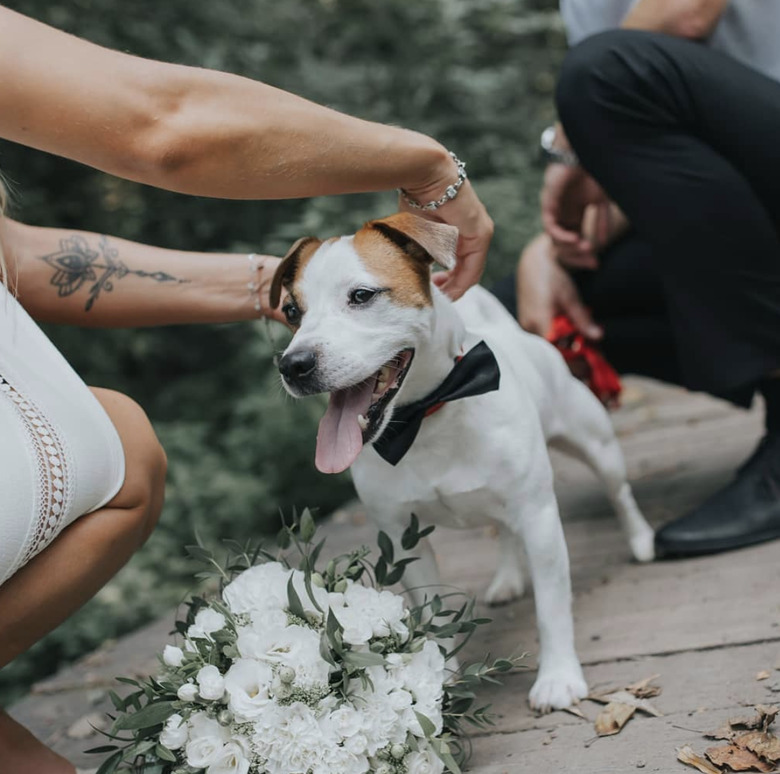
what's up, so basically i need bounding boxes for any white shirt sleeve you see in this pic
[560,0,636,45]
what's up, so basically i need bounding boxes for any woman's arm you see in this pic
[621,0,729,39]
[0,6,492,298]
[3,218,285,328]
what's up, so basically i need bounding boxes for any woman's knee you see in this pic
[90,388,167,541]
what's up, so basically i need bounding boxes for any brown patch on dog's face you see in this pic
[352,227,433,308]
[270,236,324,311]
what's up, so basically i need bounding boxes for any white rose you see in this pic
[163,645,185,667]
[405,748,445,774]
[188,608,227,640]
[197,665,226,701]
[206,737,251,774]
[177,682,199,702]
[159,713,188,750]
[224,659,274,720]
[185,713,230,769]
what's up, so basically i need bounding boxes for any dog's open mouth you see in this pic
[315,349,414,474]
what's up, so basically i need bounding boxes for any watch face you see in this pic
[541,125,557,151]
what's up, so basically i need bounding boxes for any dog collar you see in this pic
[371,340,501,465]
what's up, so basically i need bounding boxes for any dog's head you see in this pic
[270,213,458,474]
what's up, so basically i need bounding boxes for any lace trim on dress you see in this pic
[0,374,71,565]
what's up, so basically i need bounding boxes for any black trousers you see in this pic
[491,233,685,388]
[510,29,780,406]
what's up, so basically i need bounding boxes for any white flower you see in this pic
[188,608,227,640]
[159,713,188,750]
[197,664,226,701]
[327,705,363,742]
[238,623,330,689]
[224,659,274,720]
[177,682,199,702]
[333,606,373,646]
[206,737,251,774]
[223,563,292,615]
[185,713,230,769]
[254,702,328,774]
[163,645,185,667]
[337,584,409,645]
[405,747,445,774]
[343,732,368,755]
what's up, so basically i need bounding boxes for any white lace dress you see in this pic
[0,284,125,586]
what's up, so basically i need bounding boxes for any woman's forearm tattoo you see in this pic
[40,235,188,311]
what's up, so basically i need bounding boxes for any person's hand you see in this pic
[541,163,608,271]
[517,233,603,340]
[400,176,494,301]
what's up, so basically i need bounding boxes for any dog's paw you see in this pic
[529,665,588,713]
[484,569,525,606]
[630,525,655,563]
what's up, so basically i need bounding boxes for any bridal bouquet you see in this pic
[92,512,520,774]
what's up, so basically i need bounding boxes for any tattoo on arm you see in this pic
[40,235,189,312]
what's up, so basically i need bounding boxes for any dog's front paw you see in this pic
[484,567,525,606]
[630,524,655,563]
[529,665,588,713]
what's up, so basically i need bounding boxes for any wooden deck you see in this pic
[10,377,780,773]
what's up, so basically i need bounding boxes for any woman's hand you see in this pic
[400,154,494,301]
[517,233,603,340]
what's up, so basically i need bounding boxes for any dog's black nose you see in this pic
[279,349,317,382]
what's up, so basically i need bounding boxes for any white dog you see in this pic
[271,213,654,711]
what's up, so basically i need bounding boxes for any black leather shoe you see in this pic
[655,433,780,558]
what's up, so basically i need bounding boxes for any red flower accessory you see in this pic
[546,315,621,408]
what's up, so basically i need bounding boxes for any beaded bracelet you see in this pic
[247,253,264,314]
[398,151,467,211]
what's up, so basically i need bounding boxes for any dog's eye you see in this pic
[282,303,302,326]
[348,288,378,306]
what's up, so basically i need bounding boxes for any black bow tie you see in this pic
[372,340,501,465]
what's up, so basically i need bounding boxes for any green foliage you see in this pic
[0,0,564,702]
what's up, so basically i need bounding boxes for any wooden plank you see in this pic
[466,640,780,772]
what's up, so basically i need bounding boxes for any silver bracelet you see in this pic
[399,151,467,211]
[247,253,264,314]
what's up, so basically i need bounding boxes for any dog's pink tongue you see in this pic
[316,382,374,474]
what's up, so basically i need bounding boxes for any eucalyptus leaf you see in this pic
[114,701,176,731]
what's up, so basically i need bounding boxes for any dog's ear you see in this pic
[269,237,322,308]
[367,213,458,271]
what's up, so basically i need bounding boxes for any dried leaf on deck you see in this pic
[705,722,737,742]
[757,671,771,682]
[562,705,587,720]
[594,701,635,736]
[730,706,779,732]
[677,745,724,774]
[737,730,780,763]
[590,689,663,717]
[705,743,774,772]
[626,674,662,699]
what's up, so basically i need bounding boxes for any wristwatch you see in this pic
[540,125,579,167]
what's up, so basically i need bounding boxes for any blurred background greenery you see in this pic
[0,0,567,702]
